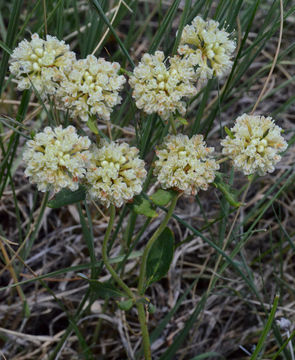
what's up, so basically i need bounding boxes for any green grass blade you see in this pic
[89,0,135,67]
[272,329,295,360]
[159,294,207,360]
[77,202,96,279]
[171,0,191,54]
[0,40,12,55]
[250,295,279,359]
[190,353,224,360]
[0,0,23,95]
[149,0,181,53]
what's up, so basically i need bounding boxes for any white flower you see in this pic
[57,55,126,122]
[23,126,91,192]
[86,141,147,208]
[129,51,197,119]
[154,134,219,195]
[221,114,288,175]
[178,16,235,84]
[9,33,75,98]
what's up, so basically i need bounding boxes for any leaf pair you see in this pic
[133,189,176,218]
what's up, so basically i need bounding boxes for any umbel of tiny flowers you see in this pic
[129,51,197,120]
[221,114,288,176]
[9,33,75,99]
[57,55,126,122]
[23,126,91,192]
[178,16,236,85]
[86,140,147,208]
[154,133,220,195]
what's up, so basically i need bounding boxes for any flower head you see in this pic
[57,55,126,122]
[154,134,219,195]
[129,51,197,119]
[178,16,235,84]
[10,33,75,98]
[23,126,91,192]
[221,114,288,175]
[86,141,146,208]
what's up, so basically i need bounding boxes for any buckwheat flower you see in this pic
[129,51,197,119]
[9,33,75,98]
[221,114,288,175]
[86,141,146,208]
[154,134,219,195]
[57,55,126,122]
[178,16,235,84]
[23,126,91,192]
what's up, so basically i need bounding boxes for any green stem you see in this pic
[138,192,179,295]
[102,204,135,300]
[120,67,133,77]
[136,302,152,360]
[169,115,177,135]
[92,298,109,345]
[136,193,179,359]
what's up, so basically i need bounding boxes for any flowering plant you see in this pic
[2,4,292,360]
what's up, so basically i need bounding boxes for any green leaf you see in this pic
[272,329,295,359]
[250,295,279,359]
[213,174,241,208]
[171,0,191,55]
[0,0,23,95]
[87,117,99,135]
[149,0,181,53]
[89,0,135,67]
[177,117,188,126]
[147,302,156,314]
[23,300,31,318]
[224,126,235,139]
[134,198,158,218]
[150,189,175,207]
[0,40,12,55]
[77,202,96,279]
[47,186,86,208]
[117,299,133,311]
[146,227,174,285]
[90,281,125,300]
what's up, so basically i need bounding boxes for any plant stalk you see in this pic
[169,115,177,135]
[136,302,152,360]
[136,193,179,359]
[138,192,179,295]
[102,204,135,300]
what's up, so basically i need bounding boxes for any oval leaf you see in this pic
[47,186,86,208]
[118,299,133,311]
[134,198,158,218]
[146,227,174,286]
[224,126,235,139]
[147,302,156,314]
[150,189,175,206]
[87,116,99,134]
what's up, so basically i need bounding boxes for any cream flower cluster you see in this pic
[10,35,125,122]
[23,126,91,192]
[178,16,235,84]
[86,141,147,208]
[221,114,288,175]
[9,33,75,99]
[57,55,126,122]
[129,51,197,119]
[154,134,219,195]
